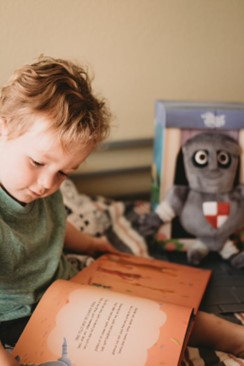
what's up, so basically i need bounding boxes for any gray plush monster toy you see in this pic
[144,132,244,267]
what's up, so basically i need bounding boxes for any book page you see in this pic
[72,253,211,313]
[13,279,193,366]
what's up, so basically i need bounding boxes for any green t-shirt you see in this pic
[0,188,77,321]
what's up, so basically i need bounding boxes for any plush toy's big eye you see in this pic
[192,150,209,167]
[217,151,231,168]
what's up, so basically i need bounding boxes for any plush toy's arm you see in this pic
[138,185,188,237]
[155,200,175,222]
[138,211,164,237]
[156,185,188,221]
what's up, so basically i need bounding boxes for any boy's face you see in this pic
[0,116,94,203]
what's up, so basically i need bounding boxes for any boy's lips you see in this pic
[28,188,44,197]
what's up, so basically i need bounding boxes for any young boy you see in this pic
[0,56,244,365]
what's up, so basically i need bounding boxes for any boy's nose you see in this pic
[38,173,55,190]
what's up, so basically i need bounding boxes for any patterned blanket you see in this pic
[61,179,244,366]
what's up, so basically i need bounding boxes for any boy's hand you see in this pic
[64,221,120,255]
[0,342,20,366]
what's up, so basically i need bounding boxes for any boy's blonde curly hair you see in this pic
[0,56,111,148]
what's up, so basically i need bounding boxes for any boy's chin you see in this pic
[20,190,45,203]
[1,185,52,204]
[11,192,36,205]
[6,188,41,204]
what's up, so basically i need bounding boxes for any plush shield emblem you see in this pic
[202,201,230,228]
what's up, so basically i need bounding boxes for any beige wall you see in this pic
[1,0,244,142]
[1,0,244,196]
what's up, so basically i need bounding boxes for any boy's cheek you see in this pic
[46,180,66,196]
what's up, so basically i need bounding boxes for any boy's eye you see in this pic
[31,159,44,167]
[59,171,68,177]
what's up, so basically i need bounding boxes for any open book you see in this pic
[13,253,211,366]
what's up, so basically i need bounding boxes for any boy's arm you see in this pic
[0,343,19,366]
[64,220,118,255]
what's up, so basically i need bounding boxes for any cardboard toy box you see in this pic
[151,100,244,249]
